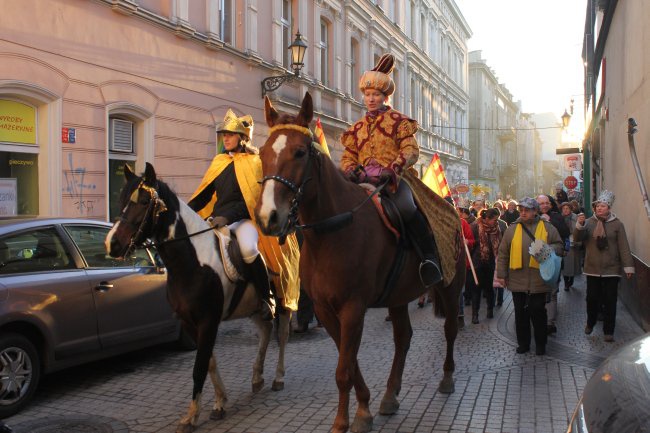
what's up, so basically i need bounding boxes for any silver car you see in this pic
[0,218,191,417]
[566,332,650,433]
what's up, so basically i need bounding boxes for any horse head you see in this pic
[256,92,315,237]
[106,163,170,258]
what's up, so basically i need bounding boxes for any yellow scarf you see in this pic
[509,220,547,270]
[190,153,301,311]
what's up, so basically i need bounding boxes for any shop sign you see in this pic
[0,178,17,216]
[564,155,582,171]
[62,127,76,143]
[0,100,36,145]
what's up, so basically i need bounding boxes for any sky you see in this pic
[455,0,587,138]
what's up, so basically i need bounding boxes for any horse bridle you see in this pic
[118,181,168,257]
[261,123,386,244]
[260,124,317,244]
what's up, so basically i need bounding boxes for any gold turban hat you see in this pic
[358,54,395,96]
[216,109,254,141]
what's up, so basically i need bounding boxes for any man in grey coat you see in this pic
[496,197,563,355]
[574,190,634,342]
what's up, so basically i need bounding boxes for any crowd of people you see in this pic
[453,189,634,355]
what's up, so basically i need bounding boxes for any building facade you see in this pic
[468,50,538,201]
[0,0,470,221]
[583,0,650,330]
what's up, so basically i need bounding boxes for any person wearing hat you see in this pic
[574,190,634,342]
[495,197,563,355]
[340,53,442,287]
[559,201,581,291]
[189,109,300,321]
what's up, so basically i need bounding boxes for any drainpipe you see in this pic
[627,118,650,220]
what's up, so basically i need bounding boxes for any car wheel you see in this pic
[0,332,41,417]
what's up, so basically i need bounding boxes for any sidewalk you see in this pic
[6,275,646,433]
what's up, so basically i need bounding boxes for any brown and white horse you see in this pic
[105,163,290,433]
[255,93,465,433]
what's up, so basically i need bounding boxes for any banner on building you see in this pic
[0,100,37,145]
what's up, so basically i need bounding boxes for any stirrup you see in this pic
[419,259,442,287]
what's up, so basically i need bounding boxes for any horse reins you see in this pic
[120,181,215,254]
[261,123,386,244]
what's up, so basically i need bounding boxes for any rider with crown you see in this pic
[188,110,300,320]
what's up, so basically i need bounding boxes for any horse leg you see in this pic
[379,304,412,416]
[272,308,291,391]
[316,303,372,433]
[207,355,228,420]
[177,322,218,433]
[249,314,273,393]
[437,285,459,394]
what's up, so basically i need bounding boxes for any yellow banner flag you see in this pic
[313,118,331,158]
[422,153,450,197]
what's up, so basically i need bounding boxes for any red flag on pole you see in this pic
[422,153,451,197]
[313,118,331,158]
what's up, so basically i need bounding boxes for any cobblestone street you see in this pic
[6,275,645,433]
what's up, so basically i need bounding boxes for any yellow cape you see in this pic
[190,153,300,311]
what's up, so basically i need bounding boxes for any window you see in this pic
[281,0,292,69]
[110,118,134,153]
[319,19,329,86]
[108,160,134,221]
[65,225,154,268]
[0,228,75,275]
[350,38,359,95]
[220,0,233,45]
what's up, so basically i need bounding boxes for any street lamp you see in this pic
[261,31,308,97]
[561,109,571,129]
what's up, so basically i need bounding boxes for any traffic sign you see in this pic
[564,176,578,189]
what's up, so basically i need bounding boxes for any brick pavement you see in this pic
[6,274,646,433]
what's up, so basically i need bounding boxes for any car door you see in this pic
[63,224,177,349]
[0,226,100,360]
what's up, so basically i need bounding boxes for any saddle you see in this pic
[212,227,246,282]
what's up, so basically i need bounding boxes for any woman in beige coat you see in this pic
[574,190,634,342]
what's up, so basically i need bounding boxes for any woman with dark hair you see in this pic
[469,208,502,323]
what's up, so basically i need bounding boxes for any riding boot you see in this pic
[247,255,275,321]
[408,211,443,287]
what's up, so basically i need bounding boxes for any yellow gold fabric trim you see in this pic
[268,124,313,138]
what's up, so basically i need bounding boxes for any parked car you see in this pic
[566,332,650,433]
[0,218,192,417]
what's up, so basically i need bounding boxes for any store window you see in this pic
[0,99,39,216]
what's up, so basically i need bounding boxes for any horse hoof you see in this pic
[210,408,226,420]
[350,414,373,433]
[438,378,455,394]
[271,380,284,391]
[252,379,264,393]
[378,396,400,415]
[176,423,194,433]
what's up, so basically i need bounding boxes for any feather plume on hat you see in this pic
[359,54,396,96]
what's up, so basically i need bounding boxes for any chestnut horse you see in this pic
[255,93,465,433]
[105,164,291,433]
